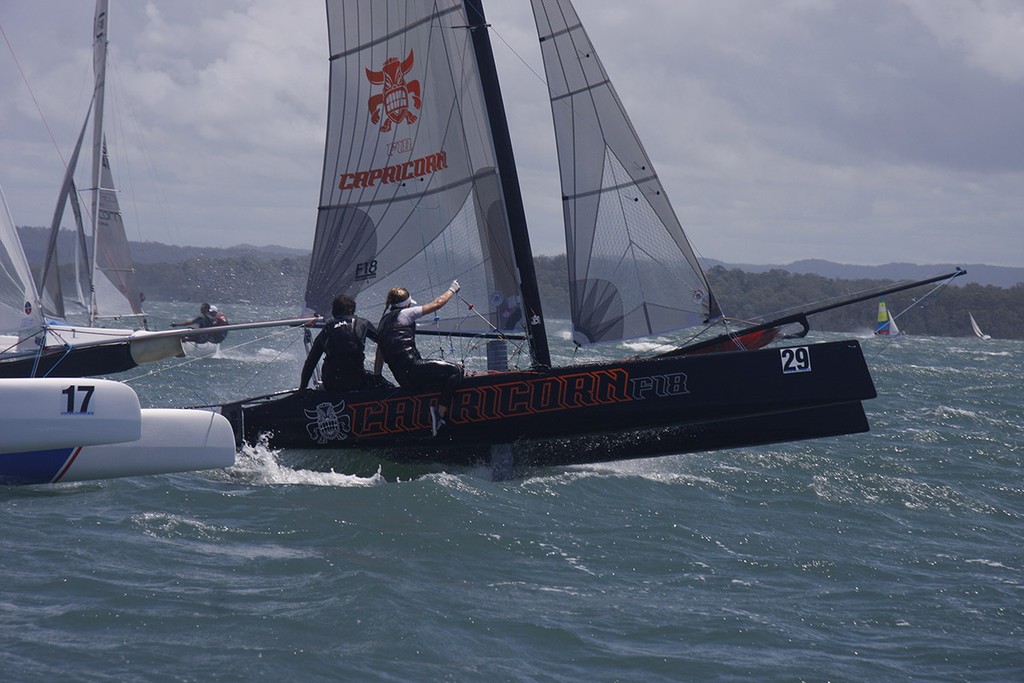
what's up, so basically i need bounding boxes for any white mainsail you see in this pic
[306,1,527,342]
[530,0,719,345]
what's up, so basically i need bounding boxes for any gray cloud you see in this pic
[1,0,1021,268]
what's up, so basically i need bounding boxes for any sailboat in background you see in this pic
[40,0,147,328]
[1,0,184,378]
[1,185,235,485]
[0,182,182,378]
[874,297,902,336]
[969,313,991,340]
[219,0,888,475]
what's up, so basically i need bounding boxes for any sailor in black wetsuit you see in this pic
[374,281,463,435]
[300,294,379,391]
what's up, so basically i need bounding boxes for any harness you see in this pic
[324,316,370,372]
[378,308,420,371]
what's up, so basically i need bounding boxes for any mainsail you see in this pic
[307,1,531,354]
[531,0,720,345]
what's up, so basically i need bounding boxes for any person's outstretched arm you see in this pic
[420,280,460,315]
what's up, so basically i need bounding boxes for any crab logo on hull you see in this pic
[305,401,350,444]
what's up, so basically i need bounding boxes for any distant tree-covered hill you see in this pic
[18,228,1022,339]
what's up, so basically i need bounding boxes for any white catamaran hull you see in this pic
[0,378,235,485]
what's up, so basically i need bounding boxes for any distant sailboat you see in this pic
[0,0,185,378]
[40,0,146,327]
[969,313,991,340]
[874,298,901,336]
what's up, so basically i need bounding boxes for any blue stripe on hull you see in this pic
[0,447,79,485]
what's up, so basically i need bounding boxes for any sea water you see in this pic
[1,302,1021,682]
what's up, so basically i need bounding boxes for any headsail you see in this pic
[90,141,145,319]
[39,103,95,322]
[307,1,530,353]
[531,0,719,345]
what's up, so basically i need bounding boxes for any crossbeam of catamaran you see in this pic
[0,316,317,378]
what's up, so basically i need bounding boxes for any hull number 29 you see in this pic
[780,347,812,374]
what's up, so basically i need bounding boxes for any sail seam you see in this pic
[329,6,463,61]
[537,22,583,45]
[562,174,657,201]
[550,78,610,103]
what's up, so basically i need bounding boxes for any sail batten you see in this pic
[550,78,612,103]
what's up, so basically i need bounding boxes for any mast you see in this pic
[464,0,551,369]
[88,0,109,325]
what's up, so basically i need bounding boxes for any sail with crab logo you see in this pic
[218,0,893,470]
[305,0,545,364]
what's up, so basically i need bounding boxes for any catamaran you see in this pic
[214,0,906,476]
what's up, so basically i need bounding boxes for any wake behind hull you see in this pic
[221,339,876,470]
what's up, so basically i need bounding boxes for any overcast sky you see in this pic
[1,0,1022,267]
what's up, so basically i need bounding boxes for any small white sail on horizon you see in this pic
[969,313,991,340]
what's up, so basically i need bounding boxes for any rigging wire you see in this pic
[121,324,307,405]
[0,21,71,170]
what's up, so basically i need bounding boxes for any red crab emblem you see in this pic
[366,50,422,132]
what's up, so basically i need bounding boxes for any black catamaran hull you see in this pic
[0,343,138,379]
[220,339,876,470]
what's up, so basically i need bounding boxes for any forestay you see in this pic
[531,0,719,345]
[307,1,527,341]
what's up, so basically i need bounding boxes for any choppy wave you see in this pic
[3,305,1022,681]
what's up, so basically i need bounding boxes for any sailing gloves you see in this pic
[449,280,460,294]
